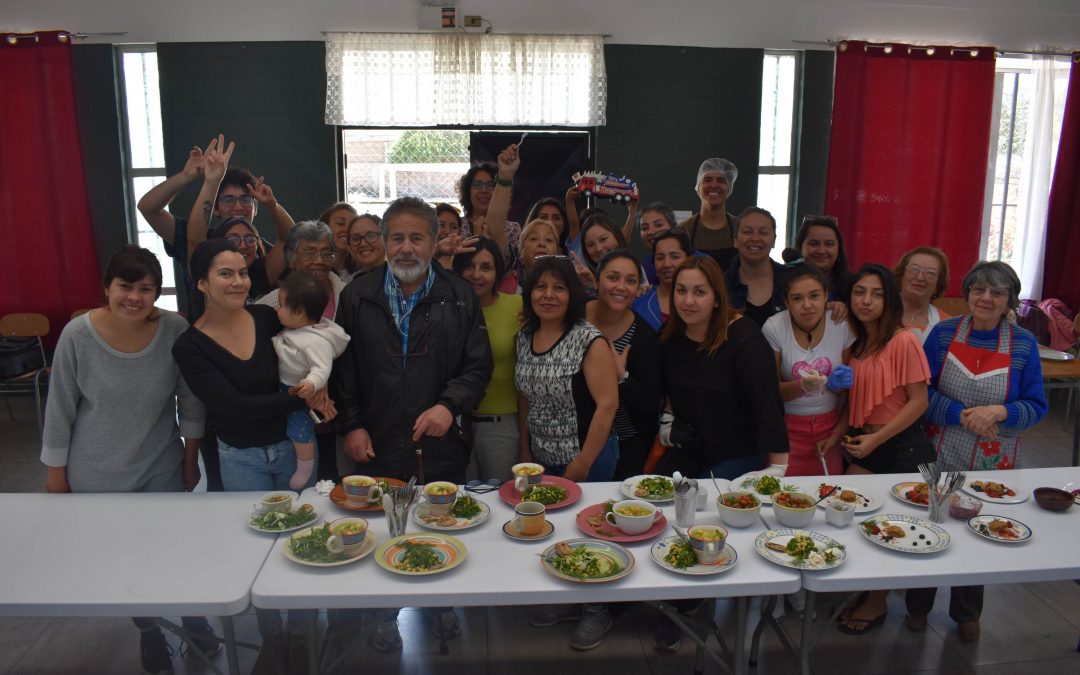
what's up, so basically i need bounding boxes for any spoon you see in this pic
[709,471,724,497]
[672,525,691,545]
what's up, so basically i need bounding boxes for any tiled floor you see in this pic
[1,392,1078,674]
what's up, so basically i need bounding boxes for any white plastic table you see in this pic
[0,492,280,675]
[756,467,1080,675]
[252,481,801,675]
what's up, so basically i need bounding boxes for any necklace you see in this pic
[793,315,825,350]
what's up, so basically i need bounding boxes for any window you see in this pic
[981,54,1070,294]
[758,51,799,261]
[342,129,471,215]
[325,33,606,127]
[117,47,175,311]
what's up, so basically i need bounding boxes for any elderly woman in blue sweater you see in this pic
[905,260,1047,643]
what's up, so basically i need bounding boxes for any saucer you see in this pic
[501,519,555,541]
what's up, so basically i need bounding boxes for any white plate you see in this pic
[732,472,803,505]
[890,482,929,508]
[619,475,676,502]
[1064,482,1080,505]
[962,480,1028,504]
[650,536,737,575]
[753,529,846,570]
[411,499,491,531]
[1038,346,1075,361]
[967,515,1032,543]
[282,527,377,567]
[248,507,321,534]
[858,514,950,554]
[813,482,881,514]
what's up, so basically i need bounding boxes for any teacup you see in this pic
[254,491,294,514]
[604,499,662,535]
[825,501,854,527]
[424,481,459,515]
[513,500,546,536]
[687,524,728,564]
[326,517,368,556]
[342,475,382,507]
[512,463,545,493]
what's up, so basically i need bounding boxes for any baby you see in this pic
[272,272,350,489]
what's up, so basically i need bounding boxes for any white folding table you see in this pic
[0,492,280,675]
[252,481,801,675]
[756,467,1080,675]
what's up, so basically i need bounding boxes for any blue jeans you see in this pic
[282,384,316,443]
[547,435,620,482]
[697,455,764,481]
[218,438,308,492]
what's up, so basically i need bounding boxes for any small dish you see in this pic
[772,492,816,528]
[716,491,762,528]
[1033,487,1073,512]
[815,483,881,513]
[501,519,555,541]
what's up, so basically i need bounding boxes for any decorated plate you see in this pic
[411,498,490,531]
[651,536,737,575]
[814,483,880,514]
[375,533,467,576]
[248,505,321,534]
[501,519,555,541]
[619,475,676,502]
[497,475,582,511]
[575,502,668,542]
[962,480,1028,504]
[732,472,803,505]
[329,477,407,512]
[890,482,930,508]
[282,527,377,568]
[753,529,846,570]
[967,515,1032,543]
[858,514,950,554]
[539,539,635,583]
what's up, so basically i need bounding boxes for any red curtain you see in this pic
[0,31,101,346]
[825,41,996,296]
[1041,53,1080,310]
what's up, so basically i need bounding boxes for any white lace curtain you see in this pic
[325,32,607,127]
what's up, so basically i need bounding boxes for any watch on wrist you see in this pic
[494,175,514,187]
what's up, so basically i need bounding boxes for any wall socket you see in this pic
[464,15,482,28]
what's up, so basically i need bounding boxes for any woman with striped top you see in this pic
[585,250,662,479]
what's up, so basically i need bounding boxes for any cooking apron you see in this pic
[687,216,737,270]
[927,316,1019,471]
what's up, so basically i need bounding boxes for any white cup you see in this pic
[605,500,662,535]
[254,491,293,514]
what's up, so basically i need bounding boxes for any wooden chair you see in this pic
[932,296,968,318]
[0,313,50,436]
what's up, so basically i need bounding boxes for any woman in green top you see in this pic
[453,236,523,481]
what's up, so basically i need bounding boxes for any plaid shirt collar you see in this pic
[384,264,436,364]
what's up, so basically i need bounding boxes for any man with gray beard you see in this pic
[330,196,493,650]
[332,195,492,484]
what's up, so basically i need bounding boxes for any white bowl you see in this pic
[716,491,761,528]
[772,492,816,528]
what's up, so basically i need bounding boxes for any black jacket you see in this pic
[331,264,493,482]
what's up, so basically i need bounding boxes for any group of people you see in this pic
[40,140,1049,673]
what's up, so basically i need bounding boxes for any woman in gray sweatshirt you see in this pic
[39,246,218,673]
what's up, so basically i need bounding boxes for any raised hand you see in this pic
[246,176,278,207]
[181,143,206,180]
[202,133,236,184]
[497,143,521,180]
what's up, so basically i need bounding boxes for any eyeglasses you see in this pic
[905,264,939,279]
[534,254,574,262]
[298,249,336,262]
[226,234,259,247]
[471,180,496,191]
[464,479,503,494]
[349,232,381,245]
[218,194,255,207]
[968,285,1008,300]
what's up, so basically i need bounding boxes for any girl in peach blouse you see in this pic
[823,264,935,635]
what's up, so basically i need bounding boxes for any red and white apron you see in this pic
[927,316,1019,471]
